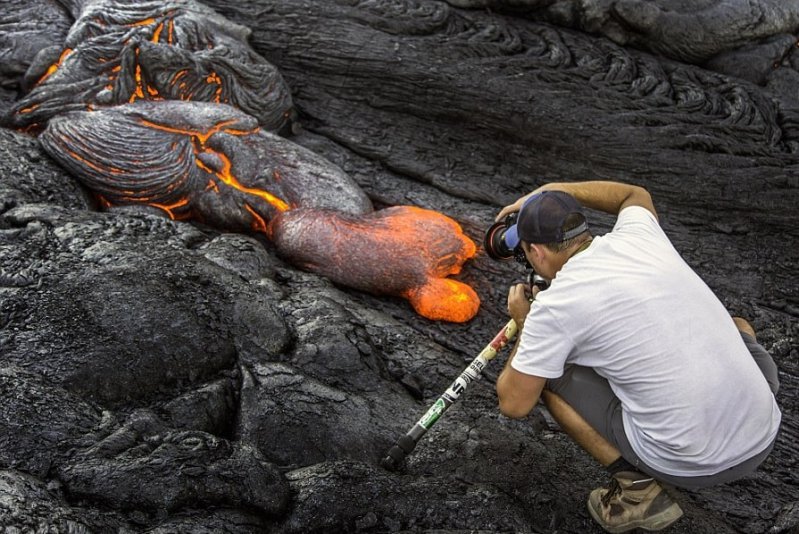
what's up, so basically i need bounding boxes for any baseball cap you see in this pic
[504,190,588,246]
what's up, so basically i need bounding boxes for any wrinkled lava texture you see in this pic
[1,0,798,533]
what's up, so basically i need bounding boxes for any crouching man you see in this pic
[495,180,781,532]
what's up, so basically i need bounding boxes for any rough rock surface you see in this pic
[0,0,798,533]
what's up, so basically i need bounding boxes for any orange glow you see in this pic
[97,195,112,209]
[206,72,224,102]
[132,117,288,216]
[137,117,252,145]
[173,70,187,83]
[405,279,480,323]
[64,148,126,175]
[244,203,269,234]
[129,50,146,103]
[197,149,289,212]
[152,22,164,43]
[36,48,73,86]
[127,17,157,27]
[376,207,478,321]
[274,206,479,322]
[20,123,41,134]
[150,197,190,219]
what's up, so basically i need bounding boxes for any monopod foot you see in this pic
[380,444,407,472]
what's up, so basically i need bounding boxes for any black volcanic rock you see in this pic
[0,0,72,87]
[0,204,289,407]
[3,0,294,131]
[278,460,533,533]
[0,0,797,533]
[0,127,89,211]
[58,410,290,517]
[442,0,799,102]
[0,365,109,478]
[0,469,133,533]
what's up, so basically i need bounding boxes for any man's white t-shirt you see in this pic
[512,206,781,477]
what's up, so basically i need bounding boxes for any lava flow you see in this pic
[271,206,480,323]
[22,0,482,323]
[39,101,291,233]
[40,100,480,322]
[6,0,293,132]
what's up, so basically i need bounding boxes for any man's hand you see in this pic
[495,188,543,221]
[508,283,533,328]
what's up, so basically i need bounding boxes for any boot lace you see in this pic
[601,477,622,507]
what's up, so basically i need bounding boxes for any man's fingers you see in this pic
[507,283,532,324]
[508,283,525,301]
[495,204,517,221]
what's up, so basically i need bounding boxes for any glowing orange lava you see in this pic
[133,117,289,223]
[389,207,478,322]
[405,278,480,323]
[273,206,480,323]
[34,48,73,87]
[152,22,165,43]
[150,197,191,219]
[197,149,289,212]
[129,48,147,103]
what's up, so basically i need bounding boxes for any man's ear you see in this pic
[528,243,544,260]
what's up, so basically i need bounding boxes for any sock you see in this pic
[607,457,656,488]
[607,457,637,476]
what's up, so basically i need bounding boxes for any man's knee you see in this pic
[547,365,612,405]
[546,365,580,396]
[733,316,756,339]
[736,318,780,395]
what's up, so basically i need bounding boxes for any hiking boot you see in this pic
[587,471,683,533]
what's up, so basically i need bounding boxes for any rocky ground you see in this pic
[1,0,798,532]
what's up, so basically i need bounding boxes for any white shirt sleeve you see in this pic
[510,305,575,379]
[613,206,664,239]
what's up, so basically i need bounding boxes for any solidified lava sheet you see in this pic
[0,0,797,532]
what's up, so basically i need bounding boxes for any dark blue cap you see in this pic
[505,191,587,246]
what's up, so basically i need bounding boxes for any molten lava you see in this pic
[35,48,73,86]
[39,102,291,233]
[195,149,290,214]
[271,207,480,323]
[35,87,479,321]
[6,0,293,131]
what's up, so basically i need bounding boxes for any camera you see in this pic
[484,213,551,292]
[528,271,549,292]
[483,212,529,267]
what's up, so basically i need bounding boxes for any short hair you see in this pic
[541,213,590,253]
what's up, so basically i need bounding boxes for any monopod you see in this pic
[380,318,519,471]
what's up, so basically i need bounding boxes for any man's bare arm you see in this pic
[496,283,546,419]
[496,180,657,221]
[496,337,546,418]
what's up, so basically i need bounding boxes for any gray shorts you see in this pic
[546,332,779,490]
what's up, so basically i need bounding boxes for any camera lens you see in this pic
[484,213,532,268]
[483,220,515,261]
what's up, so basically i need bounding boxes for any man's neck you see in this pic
[565,237,593,261]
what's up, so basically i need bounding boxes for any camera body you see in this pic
[529,272,549,292]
